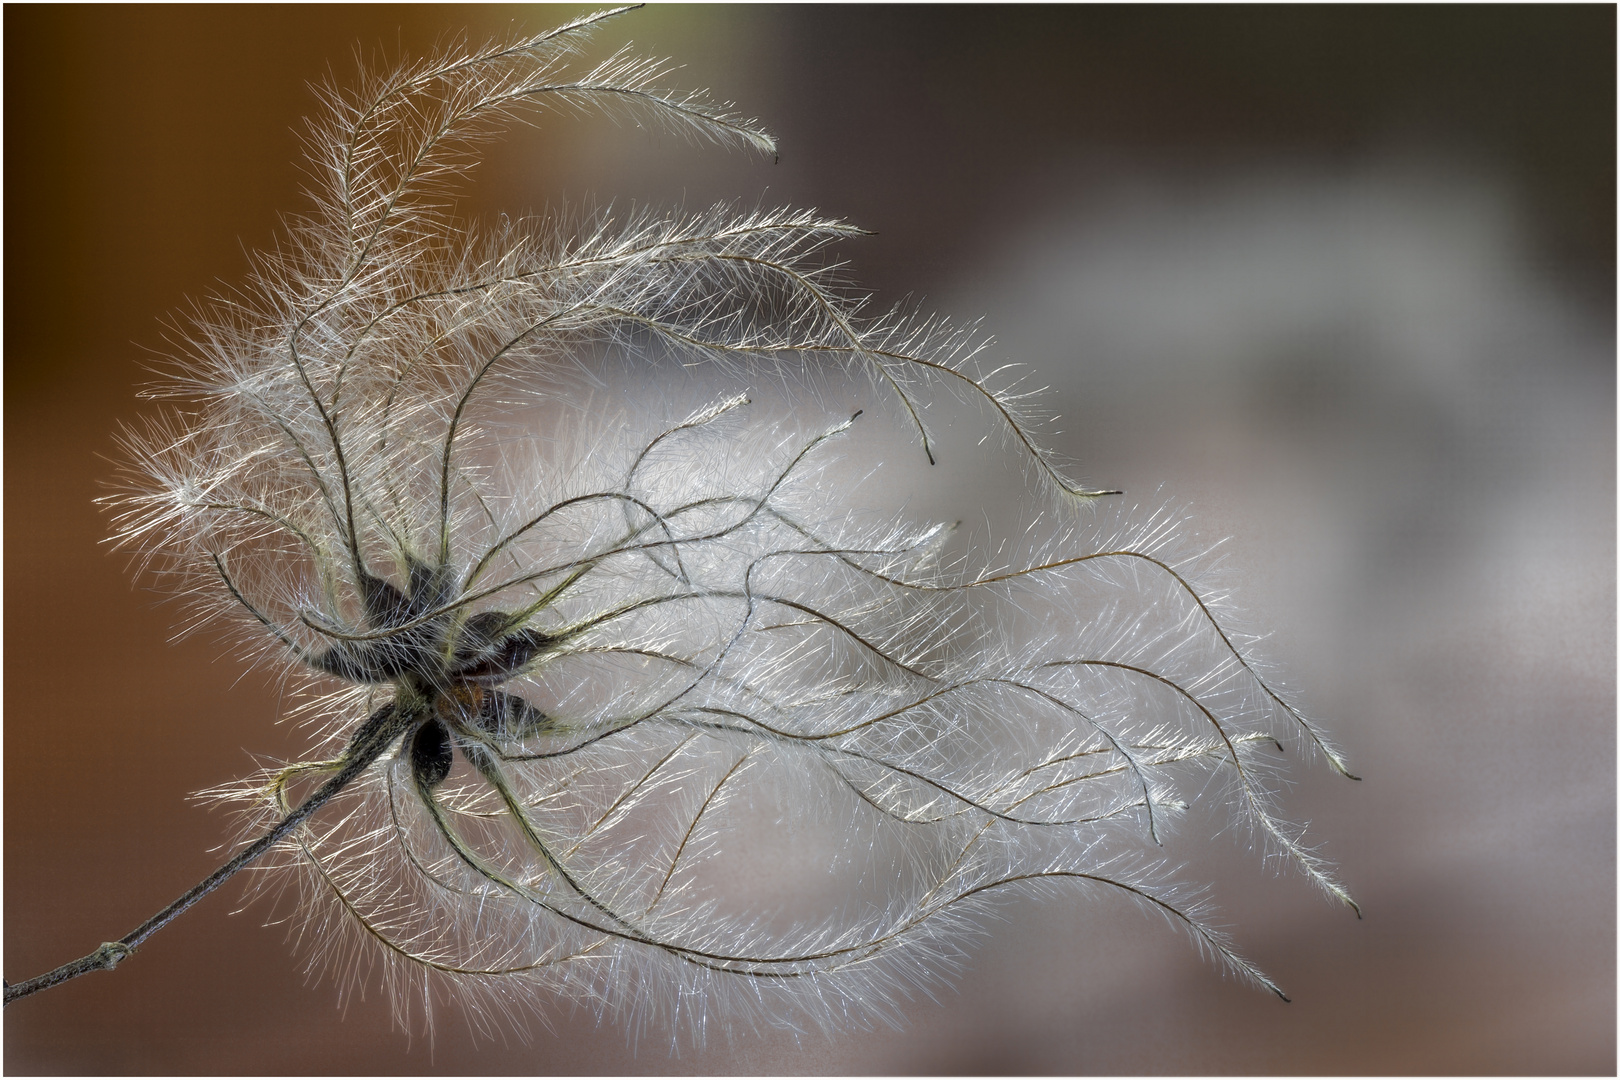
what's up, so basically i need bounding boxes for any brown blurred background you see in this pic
[5,4,1613,1074]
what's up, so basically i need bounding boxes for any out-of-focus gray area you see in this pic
[6,5,1611,1073]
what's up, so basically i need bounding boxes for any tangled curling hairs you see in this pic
[6,7,1357,1045]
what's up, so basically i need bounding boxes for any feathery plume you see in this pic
[5,8,1355,1043]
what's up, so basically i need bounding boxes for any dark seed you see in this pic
[476,690,552,737]
[410,719,454,787]
[359,571,411,629]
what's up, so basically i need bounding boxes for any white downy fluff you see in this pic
[108,8,1355,1045]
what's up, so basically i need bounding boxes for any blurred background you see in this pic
[5,5,1612,1074]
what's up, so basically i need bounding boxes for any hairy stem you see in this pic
[3,704,410,1006]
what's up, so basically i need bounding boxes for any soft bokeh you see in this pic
[6,6,1612,1073]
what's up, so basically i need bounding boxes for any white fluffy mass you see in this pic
[108,8,1355,1044]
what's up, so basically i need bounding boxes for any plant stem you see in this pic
[4,704,410,1006]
